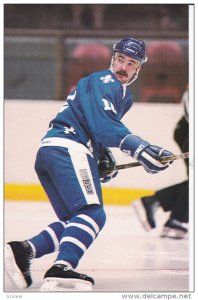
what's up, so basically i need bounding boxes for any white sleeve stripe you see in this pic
[77,214,100,234]
[66,222,96,240]
[60,237,87,253]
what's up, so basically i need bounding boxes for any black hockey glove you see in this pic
[98,147,118,183]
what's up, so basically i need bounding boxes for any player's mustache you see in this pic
[116,70,128,77]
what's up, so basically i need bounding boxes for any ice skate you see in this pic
[40,264,94,291]
[5,241,33,289]
[132,196,159,231]
[161,219,188,239]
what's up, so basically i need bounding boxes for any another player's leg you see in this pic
[160,180,189,239]
[132,195,159,231]
[132,181,189,239]
[132,185,177,231]
[161,219,188,239]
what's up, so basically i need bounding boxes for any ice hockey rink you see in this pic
[4,199,194,297]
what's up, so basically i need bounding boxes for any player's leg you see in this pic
[161,180,189,239]
[132,195,159,231]
[39,147,106,291]
[41,204,106,291]
[168,180,189,223]
[132,181,189,238]
[132,184,179,231]
[5,220,70,289]
[5,149,72,289]
[5,217,68,288]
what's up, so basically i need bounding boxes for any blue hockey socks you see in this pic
[28,221,67,258]
[54,204,106,268]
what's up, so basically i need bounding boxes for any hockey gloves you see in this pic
[98,147,118,183]
[120,134,173,174]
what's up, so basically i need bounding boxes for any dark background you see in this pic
[4,4,189,102]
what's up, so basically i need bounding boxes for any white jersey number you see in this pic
[102,98,117,114]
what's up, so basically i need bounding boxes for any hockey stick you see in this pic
[115,152,189,171]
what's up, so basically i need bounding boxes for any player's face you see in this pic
[112,53,141,84]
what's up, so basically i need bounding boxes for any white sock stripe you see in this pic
[60,237,87,253]
[77,214,100,234]
[27,241,36,258]
[45,227,59,251]
[60,221,68,228]
[66,222,96,240]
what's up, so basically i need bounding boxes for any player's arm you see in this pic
[119,134,173,174]
[82,75,173,174]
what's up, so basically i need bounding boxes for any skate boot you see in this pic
[132,196,159,231]
[5,241,34,289]
[40,264,94,291]
[161,219,188,239]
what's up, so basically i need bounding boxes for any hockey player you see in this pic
[5,37,174,291]
[132,87,189,239]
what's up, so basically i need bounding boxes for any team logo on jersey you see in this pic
[100,75,115,83]
[102,98,117,114]
[64,126,76,135]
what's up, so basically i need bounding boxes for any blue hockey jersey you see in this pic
[41,69,133,161]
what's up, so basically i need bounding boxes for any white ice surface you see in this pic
[4,201,191,297]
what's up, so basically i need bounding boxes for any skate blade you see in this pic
[161,227,186,239]
[5,244,28,289]
[40,277,93,291]
[132,200,152,232]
